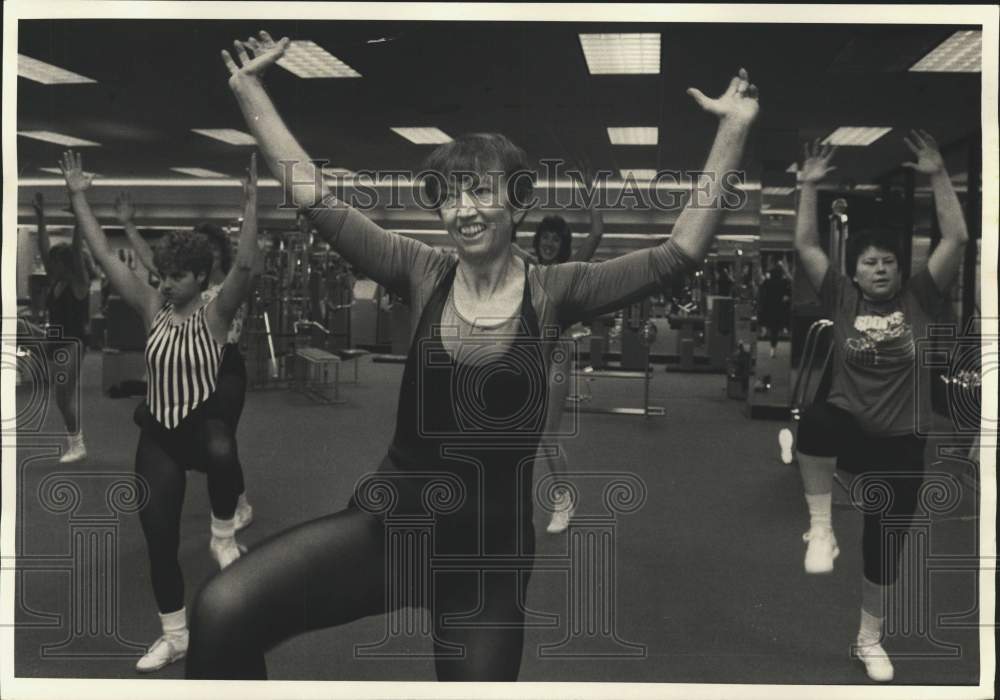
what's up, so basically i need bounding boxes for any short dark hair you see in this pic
[193,222,232,274]
[532,215,573,264]
[48,242,73,269]
[154,230,214,285]
[421,133,535,216]
[846,228,902,275]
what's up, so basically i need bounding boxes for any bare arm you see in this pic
[669,69,758,263]
[115,192,158,274]
[68,224,91,299]
[210,154,260,339]
[570,206,604,262]
[32,193,52,273]
[794,140,836,291]
[903,130,968,290]
[60,151,159,325]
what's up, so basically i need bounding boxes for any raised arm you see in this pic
[547,69,759,322]
[115,192,157,274]
[59,151,159,325]
[570,206,604,262]
[32,193,52,273]
[903,130,968,290]
[68,224,91,299]
[794,139,836,291]
[209,153,260,339]
[221,30,444,296]
[670,68,759,263]
[569,161,605,262]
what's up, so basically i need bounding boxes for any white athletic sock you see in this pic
[858,608,883,646]
[804,492,832,531]
[211,515,236,540]
[159,607,187,639]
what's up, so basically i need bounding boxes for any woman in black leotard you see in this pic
[59,150,261,674]
[185,30,758,681]
[32,193,91,462]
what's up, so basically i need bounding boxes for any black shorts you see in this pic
[797,401,925,474]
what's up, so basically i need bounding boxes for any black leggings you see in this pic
[186,505,533,680]
[797,402,926,585]
[215,344,247,495]
[134,393,243,613]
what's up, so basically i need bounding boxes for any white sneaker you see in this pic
[209,536,247,570]
[546,489,576,534]
[853,639,895,682]
[778,428,794,465]
[59,435,87,464]
[136,633,187,673]
[234,498,254,532]
[802,527,839,574]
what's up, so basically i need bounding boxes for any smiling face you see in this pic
[537,230,563,264]
[438,174,521,263]
[853,245,901,301]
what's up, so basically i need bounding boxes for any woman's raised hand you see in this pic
[59,151,94,193]
[221,30,291,89]
[114,191,135,223]
[799,139,838,184]
[687,68,760,127]
[902,129,946,176]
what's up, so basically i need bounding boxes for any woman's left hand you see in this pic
[687,67,760,127]
[902,129,946,175]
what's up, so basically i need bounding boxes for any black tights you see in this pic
[135,396,243,613]
[186,506,532,681]
[797,402,926,585]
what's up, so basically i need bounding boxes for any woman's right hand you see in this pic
[114,191,135,223]
[221,30,290,92]
[59,151,94,193]
[798,139,837,184]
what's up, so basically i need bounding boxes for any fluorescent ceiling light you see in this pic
[619,169,658,181]
[579,33,660,75]
[853,184,881,192]
[18,55,97,84]
[607,127,658,145]
[822,127,892,147]
[18,130,100,147]
[762,186,795,196]
[390,127,452,144]
[191,128,256,146]
[171,167,228,178]
[910,30,981,73]
[277,41,361,78]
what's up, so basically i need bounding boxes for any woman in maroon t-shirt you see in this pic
[793,132,968,682]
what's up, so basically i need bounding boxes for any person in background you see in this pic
[117,193,255,532]
[33,192,91,462]
[516,181,604,533]
[792,132,967,682]
[62,150,261,673]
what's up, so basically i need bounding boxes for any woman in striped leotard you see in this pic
[59,150,261,674]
